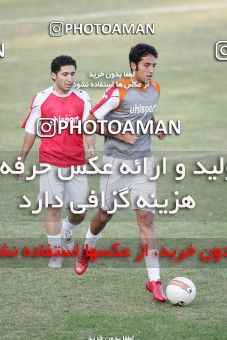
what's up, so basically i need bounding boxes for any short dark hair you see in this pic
[129,44,158,71]
[51,55,77,73]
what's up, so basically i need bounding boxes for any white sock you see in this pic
[144,249,160,282]
[84,226,100,250]
[61,217,75,233]
[47,233,61,252]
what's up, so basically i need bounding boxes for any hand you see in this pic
[87,145,96,158]
[156,132,165,140]
[118,132,139,144]
[13,173,23,181]
[13,157,25,181]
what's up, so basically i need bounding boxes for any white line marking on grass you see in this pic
[0,3,227,25]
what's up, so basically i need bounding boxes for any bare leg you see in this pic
[68,209,86,225]
[90,208,113,235]
[74,209,113,275]
[135,209,166,301]
[45,206,62,268]
[45,206,62,235]
[84,208,113,249]
[135,209,161,282]
[135,209,155,251]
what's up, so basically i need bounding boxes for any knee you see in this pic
[47,207,61,221]
[137,211,153,230]
[97,209,112,226]
[69,211,86,225]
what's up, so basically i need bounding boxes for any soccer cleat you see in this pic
[145,279,167,302]
[61,221,74,251]
[74,248,90,275]
[48,257,63,269]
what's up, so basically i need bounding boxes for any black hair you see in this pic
[51,55,77,73]
[129,44,158,71]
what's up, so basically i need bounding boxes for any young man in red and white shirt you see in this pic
[17,55,95,268]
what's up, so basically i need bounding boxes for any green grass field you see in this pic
[0,0,227,339]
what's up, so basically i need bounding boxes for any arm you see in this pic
[21,102,40,161]
[85,114,138,144]
[84,86,138,144]
[19,132,36,162]
[84,134,96,158]
[15,99,40,180]
[81,91,96,158]
[15,132,36,180]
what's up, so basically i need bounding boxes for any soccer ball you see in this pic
[166,277,196,306]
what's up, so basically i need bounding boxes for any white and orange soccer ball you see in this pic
[166,277,196,306]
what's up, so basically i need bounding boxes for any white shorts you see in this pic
[38,165,89,209]
[99,156,156,213]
